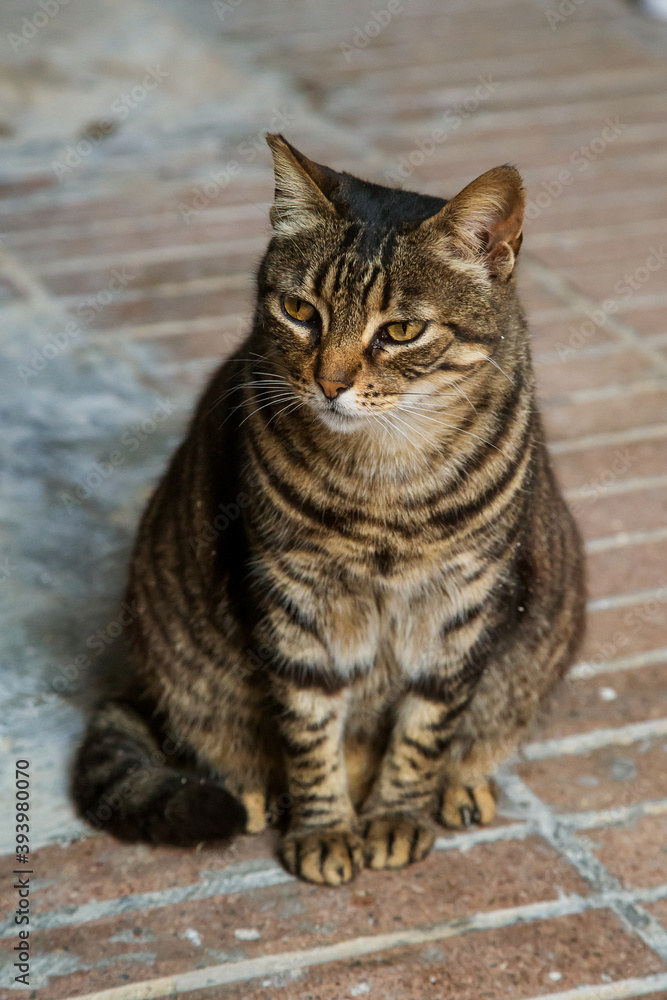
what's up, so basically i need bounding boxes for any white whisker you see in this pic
[485,356,514,384]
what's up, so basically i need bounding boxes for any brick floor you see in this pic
[1,0,667,998]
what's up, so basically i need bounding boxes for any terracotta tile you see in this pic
[573,485,667,542]
[532,229,667,271]
[16,831,275,914]
[535,349,652,398]
[180,911,664,1000]
[553,437,667,491]
[645,898,667,927]
[41,253,261,296]
[590,814,667,888]
[542,388,667,444]
[15,224,267,266]
[1,835,593,998]
[518,739,667,813]
[581,606,667,666]
[542,664,667,740]
[587,538,667,601]
[557,259,667,305]
[84,288,254,333]
[620,305,667,339]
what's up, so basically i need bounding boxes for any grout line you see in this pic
[550,424,667,455]
[523,255,667,377]
[33,237,266,275]
[53,885,667,1000]
[559,797,667,829]
[0,247,56,308]
[535,340,639,366]
[88,314,249,342]
[572,647,667,680]
[0,862,293,940]
[528,215,667,250]
[59,274,253,307]
[587,587,667,613]
[543,380,667,407]
[1,203,271,245]
[498,773,667,964]
[4,800,665,942]
[585,525,667,554]
[567,474,667,502]
[522,717,667,760]
[434,821,531,851]
[529,290,667,326]
[517,972,667,1000]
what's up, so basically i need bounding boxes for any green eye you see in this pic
[283,295,317,323]
[385,321,425,342]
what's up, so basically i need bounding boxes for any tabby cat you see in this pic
[72,135,585,885]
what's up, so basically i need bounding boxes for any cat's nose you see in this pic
[316,378,350,400]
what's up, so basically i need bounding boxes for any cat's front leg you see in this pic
[272,680,363,886]
[360,693,452,871]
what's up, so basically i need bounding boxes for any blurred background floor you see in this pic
[1,0,667,997]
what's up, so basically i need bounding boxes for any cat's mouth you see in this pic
[315,397,366,433]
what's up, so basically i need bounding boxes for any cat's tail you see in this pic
[71,700,247,846]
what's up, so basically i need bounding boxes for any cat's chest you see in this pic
[319,554,483,678]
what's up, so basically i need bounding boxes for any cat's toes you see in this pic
[363,814,435,871]
[439,780,496,829]
[280,829,363,886]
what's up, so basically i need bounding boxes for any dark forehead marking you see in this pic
[340,222,362,251]
[359,263,382,308]
[332,174,447,231]
[380,273,392,314]
[311,256,332,296]
[331,256,348,296]
[379,230,396,268]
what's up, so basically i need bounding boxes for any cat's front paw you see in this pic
[363,813,436,871]
[280,828,363,886]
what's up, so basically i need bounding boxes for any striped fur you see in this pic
[71,136,585,884]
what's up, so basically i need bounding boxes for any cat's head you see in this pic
[256,134,525,434]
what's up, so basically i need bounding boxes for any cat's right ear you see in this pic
[266,134,340,236]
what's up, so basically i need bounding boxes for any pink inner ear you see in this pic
[487,197,525,255]
[441,165,526,262]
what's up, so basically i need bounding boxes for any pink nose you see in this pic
[317,378,350,400]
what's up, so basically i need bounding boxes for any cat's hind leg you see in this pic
[436,739,514,830]
[439,779,497,828]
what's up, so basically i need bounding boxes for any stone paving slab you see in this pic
[1,0,667,997]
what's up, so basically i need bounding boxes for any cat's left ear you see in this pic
[266,134,341,236]
[428,165,525,281]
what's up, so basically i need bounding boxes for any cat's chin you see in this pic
[316,407,366,434]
